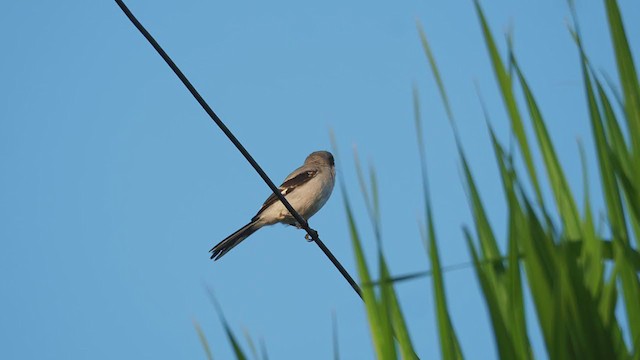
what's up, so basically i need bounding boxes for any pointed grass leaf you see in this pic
[473,0,545,208]
[414,84,462,360]
[506,201,532,359]
[416,21,456,127]
[332,311,340,360]
[242,329,258,360]
[193,320,215,360]
[464,228,519,360]
[576,36,640,343]
[206,288,248,360]
[512,59,582,239]
[260,339,269,360]
[379,254,418,359]
[460,152,503,270]
[604,0,640,168]
[519,199,556,353]
[577,141,605,296]
[423,220,463,360]
[342,190,395,359]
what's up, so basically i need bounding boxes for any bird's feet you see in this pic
[305,229,318,242]
[291,222,317,242]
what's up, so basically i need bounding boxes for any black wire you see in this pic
[114,0,363,299]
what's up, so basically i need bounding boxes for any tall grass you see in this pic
[199,0,640,358]
[414,0,639,358]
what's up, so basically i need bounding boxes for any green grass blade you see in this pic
[614,239,640,350]
[576,34,640,343]
[463,127,531,358]
[487,123,514,201]
[342,189,395,359]
[596,79,640,249]
[414,85,462,360]
[370,165,381,232]
[206,289,248,360]
[464,228,518,359]
[416,21,455,126]
[193,320,214,360]
[353,148,380,243]
[379,254,418,359]
[242,329,258,360]
[332,311,340,360]
[334,131,397,358]
[519,199,556,353]
[598,267,629,357]
[224,325,248,359]
[260,339,269,360]
[512,59,582,239]
[489,125,533,356]
[555,249,592,358]
[355,143,417,359]
[598,82,633,179]
[600,266,619,326]
[577,140,605,296]
[473,0,545,208]
[460,153,503,267]
[413,87,431,207]
[376,252,398,360]
[604,0,640,166]
[506,198,532,358]
[604,0,640,262]
[423,218,463,360]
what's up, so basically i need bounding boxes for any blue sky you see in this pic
[1,0,638,359]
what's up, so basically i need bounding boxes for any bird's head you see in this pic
[306,151,334,167]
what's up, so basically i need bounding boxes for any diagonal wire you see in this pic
[114,0,362,300]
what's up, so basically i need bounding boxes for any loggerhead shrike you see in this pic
[210,151,336,261]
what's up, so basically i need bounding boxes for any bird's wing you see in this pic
[251,168,318,221]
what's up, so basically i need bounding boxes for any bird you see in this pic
[210,151,336,261]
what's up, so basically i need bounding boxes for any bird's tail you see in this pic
[210,221,260,261]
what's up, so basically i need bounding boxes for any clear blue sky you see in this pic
[1,0,638,359]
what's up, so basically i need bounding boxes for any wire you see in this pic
[114,0,363,299]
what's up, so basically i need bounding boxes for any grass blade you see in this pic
[604,0,640,166]
[342,189,395,359]
[519,198,556,354]
[332,311,340,360]
[423,218,463,360]
[417,21,455,126]
[379,254,418,359]
[575,31,640,344]
[577,140,605,296]
[460,152,503,268]
[414,89,463,359]
[512,58,582,239]
[260,339,269,360]
[194,320,215,360]
[464,228,518,359]
[242,329,258,360]
[206,288,248,360]
[473,0,545,208]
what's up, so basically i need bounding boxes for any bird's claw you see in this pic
[305,229,318,242]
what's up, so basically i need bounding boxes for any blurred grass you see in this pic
[198,0,639,358]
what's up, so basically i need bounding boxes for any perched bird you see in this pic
[210,151,336,261]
